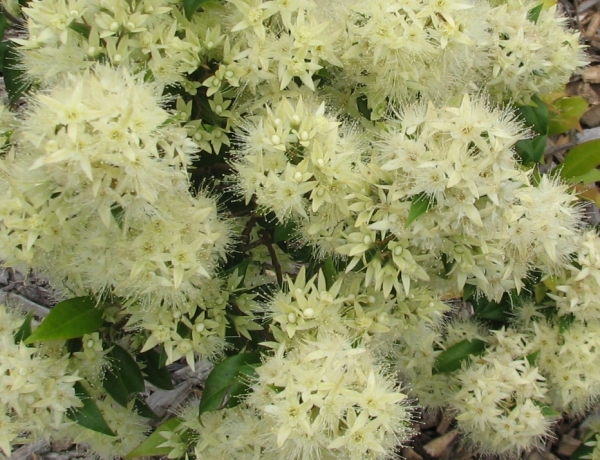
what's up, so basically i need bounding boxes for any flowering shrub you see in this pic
[0,0,595,458]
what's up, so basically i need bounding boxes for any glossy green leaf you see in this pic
[68,21,90,38]
[321,257,338,289]
[14,312,33,344]
[570,443,595,460]
[516,95,549,135]
[24,297,104,344]
[474,300,510,322]
[139,349,174,390]
[526,350,540,366]
[540,405,561,417]
[199,352,261,416]
[528,3,543,22]
[406,193,434,227]
[560,140,600,179]
[515,135,547,165]
[559,313,575,335]
[183,0,210,19]
[534,283,547,303]
[125,418,182,458]
[67,382,116,436]
[548,96,588,136]
[0,13,8,42]
[273,221,296,243]
[433,339,486,374]
[0,41,10,70]
[356,94,372,120]
[3,43,30,106]
[571,168,600,185]
[133,396,160,420]
[227,363,259,408]
[462,284,477,302]
[103,344,145,407]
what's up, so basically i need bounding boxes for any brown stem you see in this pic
[266,240,283,286]
[240,234,270,252]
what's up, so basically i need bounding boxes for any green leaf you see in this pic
[531,399,561,417]
[227,363,259,408]
[406,193,434,227]
[462,284,476,302]
[111,205,124,229]
[0,13,8,42]
[67,381,116,436]
[356,94,372,120]
[540,404,561,417]
[559,313,576,335]
[526,350,540,366]
[133,396,160,420]
[14,312,33,344]
[103,344,145,407]
[0,41,10,71]
[570,443,595,460]
[158,344,168,368]
[199,352,261,416]
[273,221,296,243]
[433,339,487,374]
[474,300,510,322]
[560,140,600,179]
[516,95,549,135]
[183,0,210,19]
[548,96,588,136]
[139,349,174,390]
[24,297,104,344]
[534,283,547,303]
[125,418,182,458]
[222,257,252,283]
[571,168,600,186]
[515,135,547,165]
[68,21,90,38]
[321,257,338,289]
[528,3,543,23]
[3,43,30,106]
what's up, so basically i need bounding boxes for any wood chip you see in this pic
[0,291,51,318]
[436,411,454,435]
[49,439,72,452]
[557,434,582,457]
[582,104,600,127]
[402,447,424,460]
[586,13,600,38]
[581,66,600,84]
[424,430,459,458]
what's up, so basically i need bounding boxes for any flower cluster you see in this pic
[236,94,583,301]
[551,231,600,321]
[0,65,236,370]
[0,64,230,294]
[0,0,596,457]
[0,305,81,456]
[451,328,551,456]
[14,0,222,88]
[177,333,413,460]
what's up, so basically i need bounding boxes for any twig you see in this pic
[0,291,51,318]
[9,439,51,460]
[241,215,257,245]
[579,0,600,15]
[545,142,576,157]
[240,234,270,252]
